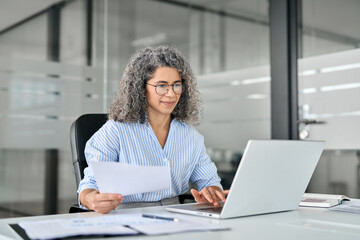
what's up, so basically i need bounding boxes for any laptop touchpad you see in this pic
[198,207,223,213]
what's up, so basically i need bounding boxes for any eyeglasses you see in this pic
[146,82,183,96]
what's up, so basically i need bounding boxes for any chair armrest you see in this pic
[69,204,93,213]
[179,194,195,204]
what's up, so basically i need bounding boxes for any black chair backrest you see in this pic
[70,113,108,188]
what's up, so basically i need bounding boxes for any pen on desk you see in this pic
[142,214,179,222]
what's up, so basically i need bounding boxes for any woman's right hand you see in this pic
[80,189,124,214]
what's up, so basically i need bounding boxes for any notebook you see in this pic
[166,140,325,219]
[299,193,350,208]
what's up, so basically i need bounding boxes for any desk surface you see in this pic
[1,205,360,240]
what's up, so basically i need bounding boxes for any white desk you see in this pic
[0,205,359,240]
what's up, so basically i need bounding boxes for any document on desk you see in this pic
[130,217,229,235]
[18,214,229,239]
[19,217,138,240]
[329,199,360,214]
[89,161,170,195]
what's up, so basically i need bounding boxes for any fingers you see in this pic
[90,192,124,214]
[92,199,123,214]
[197,187,230,206]
[201,188,219,205]
[95,193,123,202]
[190,189,199,199]
[215,190,226,203]
[209,189,221,206]
[191,189,206,203]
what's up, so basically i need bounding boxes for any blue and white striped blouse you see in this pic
[77,118,223,204]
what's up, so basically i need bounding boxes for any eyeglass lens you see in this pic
[156,83,182,95]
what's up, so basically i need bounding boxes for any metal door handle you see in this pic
[297,119,327,125]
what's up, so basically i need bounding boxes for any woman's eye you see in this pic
[174,83,181,88]
[157,84,167,88]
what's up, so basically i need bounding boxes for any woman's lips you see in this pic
[161,101,176,107]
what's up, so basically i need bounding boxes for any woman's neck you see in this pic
[148,112,172,148]
[148,112,172,131]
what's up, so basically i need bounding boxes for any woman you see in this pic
[78,46,228,213]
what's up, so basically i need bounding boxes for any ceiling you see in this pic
[1,0,359,48]
[0,0,62,32]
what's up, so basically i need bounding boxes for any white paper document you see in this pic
[130,218,229,235]
[19,217,137,240]
[19,214,229,239]
[89,161,170,195]
[330,199,360,214]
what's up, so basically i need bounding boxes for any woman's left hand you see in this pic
[191,186,229,206]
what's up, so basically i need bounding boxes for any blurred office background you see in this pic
[0,0,359,218]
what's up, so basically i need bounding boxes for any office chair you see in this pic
[69,113,108,213]
[69,113,194,213]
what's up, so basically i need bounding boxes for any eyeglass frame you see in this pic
[146,81,184,96]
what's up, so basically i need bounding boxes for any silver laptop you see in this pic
[166,140,325,219]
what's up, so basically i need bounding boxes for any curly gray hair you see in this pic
[109,46,203,126]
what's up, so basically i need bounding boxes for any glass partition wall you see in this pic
[1,0,359,219]
[298,0,360,198]
[0,0,102,217]
[103,0,271,188]
[0,0,270,217]
[1,0,360,219]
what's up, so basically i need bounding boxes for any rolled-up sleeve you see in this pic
[189,135,223,191]
[77,121,120,207]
